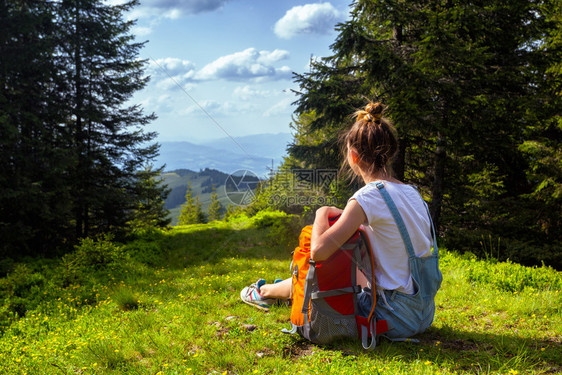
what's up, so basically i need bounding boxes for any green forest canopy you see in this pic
[284,0,561,268]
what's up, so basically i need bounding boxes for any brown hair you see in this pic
[340,101,398,180]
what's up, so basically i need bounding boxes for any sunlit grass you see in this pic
[0,214,560,374]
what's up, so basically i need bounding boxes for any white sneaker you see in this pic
[240,279,277,311]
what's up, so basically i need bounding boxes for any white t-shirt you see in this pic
[350,181,432,294]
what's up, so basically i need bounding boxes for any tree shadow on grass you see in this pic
[301,325,562,373]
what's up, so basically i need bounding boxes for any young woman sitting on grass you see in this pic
[240,101,442,339]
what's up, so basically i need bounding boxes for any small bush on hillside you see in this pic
[0,264,45,298]
[224,210,251,225]
[60,235,127,286]
[0,264,49,330]
[251,210,291,228]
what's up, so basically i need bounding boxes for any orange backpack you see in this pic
[283,217,389,348]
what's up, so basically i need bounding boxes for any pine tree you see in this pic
[127,165,171,232]
[178,182,207,225]
[0,0,73,256]
[54,0,158,238]
[194,196,207,224]
[207,185,223,221]
[0,0,162,256]
[178,182,196,225]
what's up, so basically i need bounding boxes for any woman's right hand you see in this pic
[316,206,344,219]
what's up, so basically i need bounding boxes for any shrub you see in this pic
[0,264,45,298]
[124,239,163,266]
[60,234,127,286]
[0,263,48,328]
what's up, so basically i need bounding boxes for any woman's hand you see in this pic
[316,206,344,219]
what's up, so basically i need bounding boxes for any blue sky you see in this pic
[120,0,352,143]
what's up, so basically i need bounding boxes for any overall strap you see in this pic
[422,200,439,256]
[375,182,416,258]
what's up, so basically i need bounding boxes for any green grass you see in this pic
[0,214,561,374]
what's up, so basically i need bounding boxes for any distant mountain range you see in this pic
[154,132,293,177]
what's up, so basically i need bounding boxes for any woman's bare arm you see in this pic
[310,199,367,261]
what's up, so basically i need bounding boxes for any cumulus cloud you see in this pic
[274,2,342,39]
[131,0,229,19]
[195,48,291,81]
[145,49,292,88]
[139,94,175,114]
[150,58,196,76]
[146,58,197,90]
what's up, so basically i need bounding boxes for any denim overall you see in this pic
[358,182,443,340]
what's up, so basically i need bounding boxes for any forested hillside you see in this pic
[160,168,232,225]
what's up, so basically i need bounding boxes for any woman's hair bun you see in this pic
[352,101,385,124]
[365,102,384,120]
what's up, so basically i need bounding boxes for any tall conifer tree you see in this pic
[0,0,72,256]
[54,0,158,238]
[179,182,197,225]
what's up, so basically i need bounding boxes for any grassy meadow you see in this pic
[0,212,560,374]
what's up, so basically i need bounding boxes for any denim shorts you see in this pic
[357,287,435,339]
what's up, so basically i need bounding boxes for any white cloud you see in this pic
[139,94,175,114]
[258,49,290,65]
[145,51,291,87]
[150,58,196,76]
[133,0,229,19]
[274,3,342,39]
[233,85,274,100]
[147,58,197,89]
[195,48,291,81]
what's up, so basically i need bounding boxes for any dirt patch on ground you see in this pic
[418,332,486,352]
[282,341,316,360]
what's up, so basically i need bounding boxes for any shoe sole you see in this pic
[241,297,271,312]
